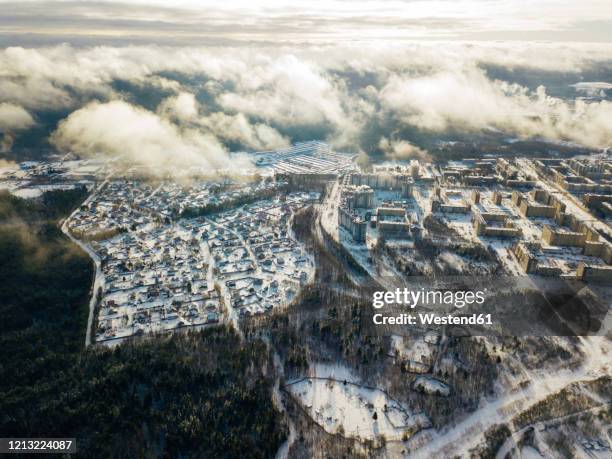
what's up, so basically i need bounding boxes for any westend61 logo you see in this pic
[372,288,486,309]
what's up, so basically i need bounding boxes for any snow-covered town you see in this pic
[1,141,610,457]
[3,6,612,458]
[2,141,611,339]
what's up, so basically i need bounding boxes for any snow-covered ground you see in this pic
[287,376,430,441]
[399,336,611,458]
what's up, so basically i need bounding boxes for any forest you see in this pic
[0,190,286,458]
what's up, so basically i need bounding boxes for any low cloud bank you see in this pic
[0,42,610,166]
[379,67,612,146]
[51,100,241,171]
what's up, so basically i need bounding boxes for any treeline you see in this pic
[0,190,287,458]
[0,187,88,222]
[0,188,92,347]
[513,376,611,430]
[469,423,512,458]
[70,226,127,242]
[180,186,286,219]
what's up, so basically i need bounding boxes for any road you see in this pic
[60,176,110,347]
[272,348,297,459]
[495,402,612,459]
[398,336,610,458]
[203,216,262,335]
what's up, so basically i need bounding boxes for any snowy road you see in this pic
[399,336,610,458]
[60,176,110,347]
[494,401,612,459]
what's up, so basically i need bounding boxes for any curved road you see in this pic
[60,178,109,347]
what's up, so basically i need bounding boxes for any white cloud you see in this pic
[379,67,612,148]
[218,55,349,128]
[1,133,15,153]
[1,1,612,43]
[157,92,199,121]
[197,112,289,151]
[157,91,289,150]
[380,67,529,132]
[51,100,239,172]
[0,41,610,165]
[0,102,34,131]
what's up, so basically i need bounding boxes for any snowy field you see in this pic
[287,375,430,441]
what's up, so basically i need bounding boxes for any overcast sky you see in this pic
[1,0,612,45]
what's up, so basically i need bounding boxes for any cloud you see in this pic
[380,67,535,132]
[379,66,612,148]
[157,91,289,150]
[0,103,34,153]
[379,137,431,161]
[157,92,199,122]
[218,55,353,128]
[0,158,18,168]
[0,103,34,131]
[50,100,242,172]
[197,112,289,151]
[1,133,15,153]
[0,41,611,167]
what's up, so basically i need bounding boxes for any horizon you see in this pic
[1,0,612,46]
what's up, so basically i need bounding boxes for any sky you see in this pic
[0,1,611,171]
[1,0,612,45]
